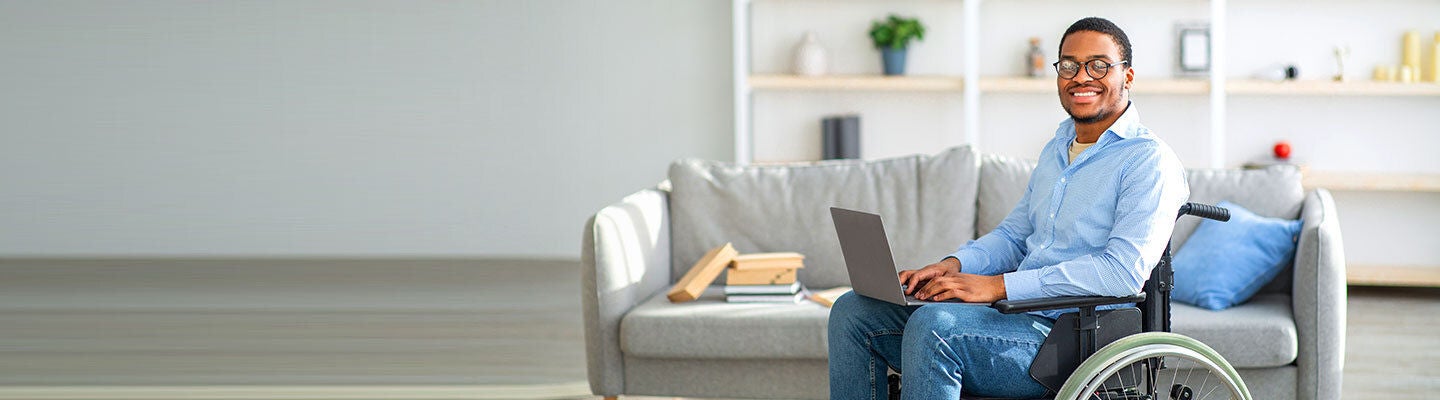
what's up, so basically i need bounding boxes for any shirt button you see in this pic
[1061,177,1067,183]
[1050,213,1056,218]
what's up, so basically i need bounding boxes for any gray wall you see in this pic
[0,0,731,257]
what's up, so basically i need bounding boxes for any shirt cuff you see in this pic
[1003,268,1046,301]
[948,248,987,274]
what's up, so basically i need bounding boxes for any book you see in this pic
[729,252,806,270]
[807,286,853,308]
[725,292,805,304]
[822,115,861,160]
[723,282,801,295]
[667,243,738,303]
[726,267,798,285]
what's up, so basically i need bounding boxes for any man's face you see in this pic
[1057,31,1132,124]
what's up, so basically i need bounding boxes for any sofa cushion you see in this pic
[1179,166,1305,296]
[970,157,1304,296]
[1172,293,1298,368]
[976,154,1037,237]
[1177,166,1305,247]
[668,146,981,289]
[623,289,1298,368]
[1173,201,1303,310]
[621,288,830,360]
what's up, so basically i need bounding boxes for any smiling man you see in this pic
[827,17,1189,399]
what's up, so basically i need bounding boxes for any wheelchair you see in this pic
[889,202,1253,400]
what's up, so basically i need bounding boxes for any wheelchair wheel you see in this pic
[1055,332,1252,400]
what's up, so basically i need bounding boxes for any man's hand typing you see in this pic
[898,257,960,296]
[914,270,1008,303]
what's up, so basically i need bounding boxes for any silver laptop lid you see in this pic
[830,207,907,305]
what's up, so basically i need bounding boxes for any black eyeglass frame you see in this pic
[1052,59,1130,80]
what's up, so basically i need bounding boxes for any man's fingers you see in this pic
[919,277,951,299]
[907,269,937,294]
[931,289,959,302]
[901,271,919,294]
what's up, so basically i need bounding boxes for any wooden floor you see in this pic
[0,258,1434,399]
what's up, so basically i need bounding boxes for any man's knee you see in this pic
[828,291,903,333]
[828,291,866,330]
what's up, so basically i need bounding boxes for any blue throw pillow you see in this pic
[1171,201,1302,311]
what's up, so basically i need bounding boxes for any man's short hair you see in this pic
[1060,17,1133,67]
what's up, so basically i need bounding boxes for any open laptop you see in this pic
[830,207,986,306]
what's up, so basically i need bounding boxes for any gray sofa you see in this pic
[582,146,1345,399]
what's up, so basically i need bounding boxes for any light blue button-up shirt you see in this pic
[949,104,1189,319]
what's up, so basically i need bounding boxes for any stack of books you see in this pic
[724,252,806,303]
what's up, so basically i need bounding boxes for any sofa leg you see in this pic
[603,397,618,400]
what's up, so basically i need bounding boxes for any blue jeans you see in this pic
[827,292,1053,400]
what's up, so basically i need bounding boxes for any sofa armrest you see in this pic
[581,185,672,397]
[1293,188,1346,400]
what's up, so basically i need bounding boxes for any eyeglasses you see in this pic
[1053,59,1129,80]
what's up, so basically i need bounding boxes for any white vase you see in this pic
[794,31,828,77]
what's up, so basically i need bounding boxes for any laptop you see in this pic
[830,207,987,306]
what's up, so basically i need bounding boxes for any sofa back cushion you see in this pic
[668,146,981,289]
[975,154,1306,295]
[977,154,1038,237]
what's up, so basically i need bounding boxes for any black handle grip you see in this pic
[1179,202,1230,222]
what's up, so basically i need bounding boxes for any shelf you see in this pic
[1303,171,1440,192]
[979,77,1209,95]
[748,75,1212,94]
[749,76,1440,97]
[749,75,963,92]
[1347,264,1440,287]
[1227,80,1440,96]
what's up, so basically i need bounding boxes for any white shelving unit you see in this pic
[732,0,1440,287]
[732,0,1237,166]
[732,0,1440,165]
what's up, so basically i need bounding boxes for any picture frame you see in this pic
[1176,23,1211,77]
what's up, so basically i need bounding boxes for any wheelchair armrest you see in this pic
[990,293,1146,314]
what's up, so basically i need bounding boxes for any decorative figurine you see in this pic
[1374,65,1394,82]
[1273,141,1292,162]
[1429,32,1440,83]
[1026,37,1046,78]
[1332,45,1349,82]
[1403,31,1421,79]
[794,31,829,77]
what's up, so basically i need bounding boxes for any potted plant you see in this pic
[869,14,926,75]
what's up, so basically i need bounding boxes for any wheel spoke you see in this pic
[1197,378,1224,400]
[1057,334,1249,400]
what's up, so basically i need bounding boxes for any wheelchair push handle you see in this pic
[1179,202,1229,222]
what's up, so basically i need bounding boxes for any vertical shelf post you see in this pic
[733,0,752,164]
[962,0,982,147]
[1208,0,1227,168]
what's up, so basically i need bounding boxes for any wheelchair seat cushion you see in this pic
[1171,201,1302,310]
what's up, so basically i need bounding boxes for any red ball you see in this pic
[1273,141,1291,160]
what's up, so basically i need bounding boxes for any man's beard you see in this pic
[1070,110,1108,124]
[1065,94,1125,124]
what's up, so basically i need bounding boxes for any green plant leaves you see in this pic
[869,14,925,49]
